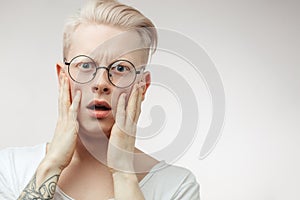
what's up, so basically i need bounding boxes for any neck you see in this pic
[72,130,109,166]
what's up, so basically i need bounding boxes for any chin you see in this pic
[78,116,113,138]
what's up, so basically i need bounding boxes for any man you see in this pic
[0,0,200,199]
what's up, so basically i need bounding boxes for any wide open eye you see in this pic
[110,60,134,75]
[77,62,95,71]
[68,55,97,83]
[114,64,130,72]
[108,60,137,87]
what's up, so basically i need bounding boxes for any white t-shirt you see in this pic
[0,144,200,200]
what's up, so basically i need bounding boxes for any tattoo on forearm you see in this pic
[17,173,59,200]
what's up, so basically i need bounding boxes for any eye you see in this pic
[116,65,128,72]
[111,64,131,73]
[77,62,94,70]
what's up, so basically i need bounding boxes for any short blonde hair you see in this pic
[63,0,157,60]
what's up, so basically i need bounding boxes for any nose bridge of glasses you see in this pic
[92,66,110,83]
[96,66,109,72]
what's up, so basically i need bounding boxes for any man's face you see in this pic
[58,24,149,138]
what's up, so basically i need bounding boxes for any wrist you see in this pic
[112,171,138,183]
[40,157,64,174]
[112,171,145,200]
[34,158,62,187]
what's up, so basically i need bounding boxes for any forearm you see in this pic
[17,158,62,200]
[112,171,145,200]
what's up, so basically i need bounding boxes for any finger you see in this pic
[58,75,65,120]
[126,84,139,127]
[116,93,126,127]
[62,76,71,118]
[134,82,144,123]
[69,90,81,122]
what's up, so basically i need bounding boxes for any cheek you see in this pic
[110,87,132,110]
[69,81,88,105]
[70,82,82,97]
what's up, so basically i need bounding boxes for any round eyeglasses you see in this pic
[64,55,144,88]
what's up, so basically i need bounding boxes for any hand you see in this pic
[46,72,81,171]
[107,82,144,173]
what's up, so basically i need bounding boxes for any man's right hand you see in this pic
[45,72,81,171]
[17,72,81,199]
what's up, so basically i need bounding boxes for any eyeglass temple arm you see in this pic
[63,58,70,66]
[136,66,146,74]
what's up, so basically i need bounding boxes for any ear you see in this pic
[142,71,151,101]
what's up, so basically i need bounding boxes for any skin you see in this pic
[18,24,158,200]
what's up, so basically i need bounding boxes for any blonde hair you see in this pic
[63,0,157,60]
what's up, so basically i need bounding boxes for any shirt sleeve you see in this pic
[0,143,46,200]
[171,171,200,200]
[0,176,17,200]
[0,149,18,200]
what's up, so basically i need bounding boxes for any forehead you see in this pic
[68,23,147,66]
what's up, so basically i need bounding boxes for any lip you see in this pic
[87,109,111,119]
[86,99,112,119]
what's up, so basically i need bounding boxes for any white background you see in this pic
[0,0,299,200]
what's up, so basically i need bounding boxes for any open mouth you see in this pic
[87,104,111,111]
[87,100,111,118]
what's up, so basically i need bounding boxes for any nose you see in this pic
[91,68,111,94]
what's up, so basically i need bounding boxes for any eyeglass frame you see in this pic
[64,55,145,88]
